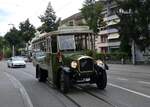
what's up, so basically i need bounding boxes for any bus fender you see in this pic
[94,64,105,74]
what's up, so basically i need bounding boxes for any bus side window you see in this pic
[51,36,57,53]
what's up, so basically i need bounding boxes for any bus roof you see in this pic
[32,26,93,43]
[51,26,93,35]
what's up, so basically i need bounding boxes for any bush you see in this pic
[86,49,129,61]
[4,47,12,58]
[93,52,128,61]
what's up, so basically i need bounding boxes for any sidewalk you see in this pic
[0,61,30,107]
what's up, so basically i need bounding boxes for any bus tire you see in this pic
[36,65,39,78]
[96,70,107,90]
[39,68,47,83]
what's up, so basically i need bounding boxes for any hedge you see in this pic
[86,50,129,61]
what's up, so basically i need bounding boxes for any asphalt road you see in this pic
[2,62,150,107]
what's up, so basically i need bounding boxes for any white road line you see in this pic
[116,77,128,81]
[108,83,150,99]
[138,81,150,85]
[5,72,33,107]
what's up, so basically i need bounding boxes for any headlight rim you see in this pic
[71,61,78,69]
[96,60,105,68]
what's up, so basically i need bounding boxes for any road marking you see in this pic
[138,81,150,85]
[5,72,33,107]
[116,77,128,81]
[108,83,150,99]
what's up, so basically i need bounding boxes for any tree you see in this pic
[19,19,36,43]
[38,2,60,33]
[4,27,22,56]
[0,37,4,51]
[0,37,12,58]
[81,0,104,33]
[115,0,150,51]
[4,27,21,48]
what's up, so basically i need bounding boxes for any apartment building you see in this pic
[60,1,150,63]
[96,0,150,63]
[61,2,120,53]
[95,0,120,53]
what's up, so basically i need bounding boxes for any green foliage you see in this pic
[94,52,128,61]
[0,36,12,58]
[19,19,36,43]
[81,0,104,33]
[38,2,60,33]
[0,37,4,52]
[119,35,132,57]
[86,49,129,61]
[4,19,35,56]
[115,0,150,51]
[4,27,21,47]
[4,47,12,58]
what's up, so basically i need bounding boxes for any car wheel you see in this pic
[11,64,13,68]
[60,71,70,93]
[96,70,107,90]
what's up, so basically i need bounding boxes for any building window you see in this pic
[101,35,107,43]
[68,21,74,26]
[101,47,108,53]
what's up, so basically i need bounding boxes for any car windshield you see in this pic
[12,57,24,61]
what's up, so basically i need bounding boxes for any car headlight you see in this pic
[71,61,77,68]
[96,60,105,68]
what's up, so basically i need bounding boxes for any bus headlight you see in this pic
[96,60,104,68]
[71,61,77,69]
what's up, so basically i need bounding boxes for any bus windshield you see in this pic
[58,35,76,51]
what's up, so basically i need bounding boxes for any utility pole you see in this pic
[12,45,15,57]
[132,40,136,65]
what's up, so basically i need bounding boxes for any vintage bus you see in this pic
[32,26,108,93]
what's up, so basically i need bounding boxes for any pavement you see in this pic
[0,61,32,107]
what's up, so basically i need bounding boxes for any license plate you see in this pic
[85,78,90,81]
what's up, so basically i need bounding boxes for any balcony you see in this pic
[97,42,109,48]
[108,41,120,47]
[99,28,118,35]
[103,15,119,22]
[106,19,120,26]
[108,33,120,40]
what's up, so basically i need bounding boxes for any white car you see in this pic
[7,57,26,68]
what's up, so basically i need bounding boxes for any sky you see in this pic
[0,0,85,36]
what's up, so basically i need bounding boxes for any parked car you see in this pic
[23,56,28,62]
[7,56,26,68]
[22,56,32,62]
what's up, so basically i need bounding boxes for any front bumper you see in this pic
[12,64,26,67]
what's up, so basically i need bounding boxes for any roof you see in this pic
[31,26,93,43]
[51,26,93,35]
[61,12,83,24]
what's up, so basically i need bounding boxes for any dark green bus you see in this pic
[32,26,108,93]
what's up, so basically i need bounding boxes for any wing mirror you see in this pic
[104,64,109,70]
